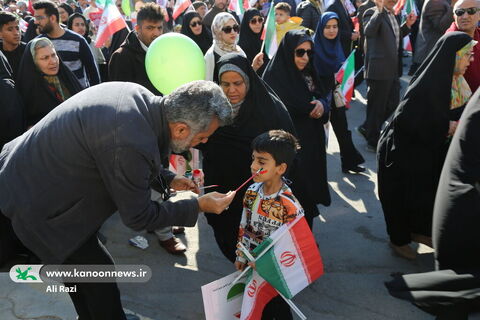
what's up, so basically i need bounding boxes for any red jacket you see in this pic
[446,23,480,92]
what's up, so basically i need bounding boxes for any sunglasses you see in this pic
[222,24,240,33]
[295,48,313,58]
[190,20,202,27]
[250,17,264,24]
[454,7,479,16]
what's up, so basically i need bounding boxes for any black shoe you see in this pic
[356,126,367,140]
[342,165,366,174]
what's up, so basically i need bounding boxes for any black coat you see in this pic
[109,31,161,95]
[0,51,24,150]
[263,30,331,208]
[0,82,199,264]
[297,0,322,31]
[433,88,480,270]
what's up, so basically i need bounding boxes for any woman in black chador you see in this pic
[377,32,475,260]
[16,38,82,127]
[198,53,295,263]
[238,8,269,74]
[386,89,480,320]
[180,11,212,55]
[263,29,331,229]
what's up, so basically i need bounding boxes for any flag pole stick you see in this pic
[277,291,307,320]
[231,266,251,285]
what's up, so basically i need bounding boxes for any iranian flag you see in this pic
[403,35,413,52]
[172,0,192,20]
[95,0,128,48]
[260,4,277,59]
[335,49,356,108]
[240,270,278,320]
[229,0,250,16]
[252,216,324,299]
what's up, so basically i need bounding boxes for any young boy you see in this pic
[0,11,26,78]
[274,2,303,44]
[235,130,303,319]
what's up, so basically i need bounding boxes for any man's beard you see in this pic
[170,131,195,153]
[40,22,53,34]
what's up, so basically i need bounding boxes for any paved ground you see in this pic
[0,61,438,320]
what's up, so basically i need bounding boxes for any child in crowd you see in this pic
[235,130,304,320]
[274,2,303,44]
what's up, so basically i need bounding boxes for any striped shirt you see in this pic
[40,29,100,88]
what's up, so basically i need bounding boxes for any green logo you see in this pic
[15,267,38,281]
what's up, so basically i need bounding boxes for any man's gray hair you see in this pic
[163,80,233,133]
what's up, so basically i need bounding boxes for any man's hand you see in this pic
[309,100,324,119]
[405,13,417,28]
[252,52,264,72]
[198,191,236,214]
[170,175,199,194]
[376,0,384,12]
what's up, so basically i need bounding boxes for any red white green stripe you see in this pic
[95,0,128,48]
[240,270,278,320]
[229,0,249,16]
[260,4,277,59]
[335,49,356,108]
[173,0,192,19]
[252,216,324,299]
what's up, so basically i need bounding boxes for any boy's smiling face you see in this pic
[250,150,286,183]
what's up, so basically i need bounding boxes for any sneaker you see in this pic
[172,226,185,235]
[389,242,416,260]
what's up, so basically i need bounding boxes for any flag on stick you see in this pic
[95,0,128,48]
[229,0,250,16]
[240,270,278,320]
[252,216,324,299]
[172,0,192,20]
[260,4,277,59]
[335,49,356,108]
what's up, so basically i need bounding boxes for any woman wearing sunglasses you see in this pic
[181,11,213,54]
[238,8,269,74]
[263,29,331,229]
[314,12,365,174]
[204,12,246,82]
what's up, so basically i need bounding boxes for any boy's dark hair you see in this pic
[33,1,59,23]
[137,3,164,25]
[0,11,18,29]
[274,2,291,14]
[252,130,300,168]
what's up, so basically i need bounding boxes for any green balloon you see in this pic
[145,33,206,95]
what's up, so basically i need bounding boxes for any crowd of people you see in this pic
[0,0,479,318]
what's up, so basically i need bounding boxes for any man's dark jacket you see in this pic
[0,82,199,264]
[109,31,162,95]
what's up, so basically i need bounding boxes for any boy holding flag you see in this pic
[234,130,303,320]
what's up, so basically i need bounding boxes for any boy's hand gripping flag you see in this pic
[251,215,324,299]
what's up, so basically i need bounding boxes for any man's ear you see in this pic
[135,23,140,32]
[170,122,190,140]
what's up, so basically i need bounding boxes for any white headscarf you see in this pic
[211,12,243,54]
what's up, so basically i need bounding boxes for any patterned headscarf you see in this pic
[211,12,242,53]
[451,40,477,109]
